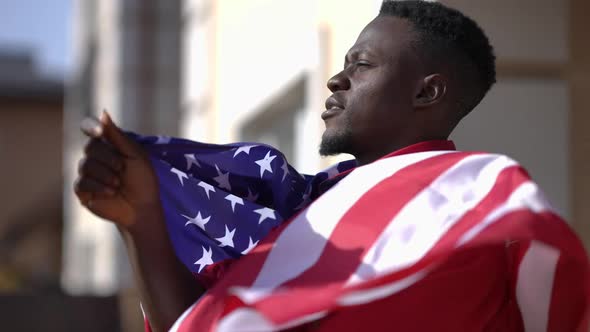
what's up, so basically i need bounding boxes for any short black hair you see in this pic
[379,0,496,117]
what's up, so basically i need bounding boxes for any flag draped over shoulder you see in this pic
[134,134,590,332]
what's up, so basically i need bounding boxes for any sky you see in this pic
[0,0,72,79]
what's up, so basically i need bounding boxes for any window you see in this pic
[240,77,306,168]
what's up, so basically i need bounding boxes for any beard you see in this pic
[319,119,354,156]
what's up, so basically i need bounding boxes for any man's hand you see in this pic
[74,111,159,228]
[73,111,205,331]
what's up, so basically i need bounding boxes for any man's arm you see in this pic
[120,210,205,331]
[74,111,205,331]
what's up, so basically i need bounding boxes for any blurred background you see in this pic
[0,0,588,331]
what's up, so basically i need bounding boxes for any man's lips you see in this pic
[323,96,345,120]
[321,107,344,120]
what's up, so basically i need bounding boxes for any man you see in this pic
[75,1,589,331]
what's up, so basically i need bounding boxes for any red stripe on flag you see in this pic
[325,165,531,299]
[430,166,528,249]
[175,206,311,331]
[467,210,585,258]
[322,203,588,332]
[470,210,590,332]
[244,152,474,323]
[548,255,590,332]
[240,166,535,328]
[180,157,590,332]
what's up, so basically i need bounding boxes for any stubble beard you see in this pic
[318,118,354,157]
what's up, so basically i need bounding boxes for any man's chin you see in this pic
[318,147,340,157]
[318,132,353,156]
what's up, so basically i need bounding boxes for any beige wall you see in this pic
[181,0,378,171]
[569,0,590,250]
[0,100,63,225]
[0,99,63,288]
[443,0,571,218]
[181,0,579,217]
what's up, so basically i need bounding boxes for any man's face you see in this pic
[319,16,422,162]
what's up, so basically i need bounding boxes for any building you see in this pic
[180,0,589,237]
[182,0,590,224]
[0,49,63,291]
[0,49,121,332]
[63,1,183,330]
[64,0,590,330]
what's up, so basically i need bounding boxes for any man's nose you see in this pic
[327,70,350,92]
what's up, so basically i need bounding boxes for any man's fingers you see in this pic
[81,117,103,138]
[75,189,116,217]
[80,111,142,159]
[74,176,117,199]
[84,138,124,172]
[75,189,93,207]
[99,111,139,158]
[78,157,121,188]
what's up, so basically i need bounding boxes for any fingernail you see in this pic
[81,117,103,137]
[100,109,109,124]
[105,187,116,196]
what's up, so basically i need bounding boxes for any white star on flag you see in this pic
[246,188,259,202]
[171,168,189,186]
[213,165,232,191]
[155,136,171,144]
[215,225,236,248]
[182,211,211,230]
[241,237,259,255]
[225,194,244,212]
[255,151,276,178]
[233,145,257,158]
[185,153,200,170]
[198,181,216,199]
[253,207,276,224]
[281,159,290,182]
[194,246,213,273]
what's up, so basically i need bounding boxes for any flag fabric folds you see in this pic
[133,134,589,331]
[133,133,356,275]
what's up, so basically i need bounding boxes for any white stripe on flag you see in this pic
[457,181,554,246]
[217,309,327,332]
[516,241,560,332]
[338,270,428,306]
[348,154,516,284]
[233,151,455,304]
[216,308,275,332]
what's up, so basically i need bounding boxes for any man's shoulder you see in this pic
[427,150,526,171]
[368,150,534,195]
[377,149,525,172]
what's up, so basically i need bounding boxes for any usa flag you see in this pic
[135,135,590,331]
[133,133,357,277]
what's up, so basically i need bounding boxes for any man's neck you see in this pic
[354,136,450,166]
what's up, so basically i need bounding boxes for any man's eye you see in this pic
[343,61,371,71]
[353,61,372,71]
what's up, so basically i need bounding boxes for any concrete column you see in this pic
[63,0,182,295]
[569,0,590,250]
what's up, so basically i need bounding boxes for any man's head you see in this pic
[319,1,496,165]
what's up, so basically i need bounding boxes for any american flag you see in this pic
[135,135,590,331]
[133,133,357,276]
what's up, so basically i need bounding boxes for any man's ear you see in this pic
[413,74,447,108]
